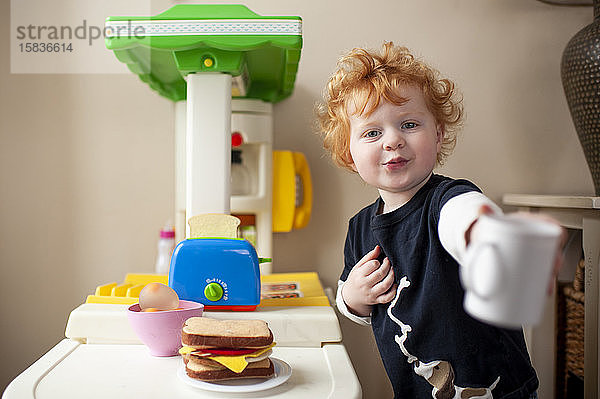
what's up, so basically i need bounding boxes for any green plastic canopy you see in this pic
[105,4,302,103]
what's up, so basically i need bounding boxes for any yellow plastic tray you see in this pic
[85,272,330,307]
[85,274,168,305]
[260,272,330,306]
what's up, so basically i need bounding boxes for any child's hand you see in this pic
[342,245,397,317]
[466,205,567,295]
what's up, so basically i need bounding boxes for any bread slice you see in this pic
[185,357,274,381]
[188,214,240,239]
[182,317,273,349]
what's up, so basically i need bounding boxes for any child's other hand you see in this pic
[342,245,397,317]
[466,205,567,295]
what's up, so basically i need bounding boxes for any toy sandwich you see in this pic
[180,317,275,381]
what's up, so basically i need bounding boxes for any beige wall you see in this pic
[0,0,594,397]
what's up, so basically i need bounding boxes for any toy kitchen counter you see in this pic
[2,273,361,399]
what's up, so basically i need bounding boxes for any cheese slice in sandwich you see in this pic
[180,343,275,373]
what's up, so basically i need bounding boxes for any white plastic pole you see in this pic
[174,100,186,244]
[185,73,232,237]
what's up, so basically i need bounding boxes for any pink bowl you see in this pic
[127,300,204,357]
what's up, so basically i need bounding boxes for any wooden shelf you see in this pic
[503,194,600,399]
[504,194,600,210]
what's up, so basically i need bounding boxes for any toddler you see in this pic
[317,42,547,398]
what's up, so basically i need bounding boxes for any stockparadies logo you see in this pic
[15,19,146,47]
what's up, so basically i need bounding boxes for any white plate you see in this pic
[178,358,292,393]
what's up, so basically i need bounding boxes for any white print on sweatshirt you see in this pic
[386,278,500,399]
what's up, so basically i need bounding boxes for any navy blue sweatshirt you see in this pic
[340,175,538,398]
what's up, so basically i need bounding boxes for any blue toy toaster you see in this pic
[168,238,261,311]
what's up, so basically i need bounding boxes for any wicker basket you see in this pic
[564,259,585,380]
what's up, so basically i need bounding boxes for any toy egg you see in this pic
[139,282,179,311]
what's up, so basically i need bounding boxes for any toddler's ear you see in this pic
[345,154,358,172]
[435,125,444,155]
[436,124,444,143]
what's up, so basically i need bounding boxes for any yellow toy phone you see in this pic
[272,151,313,232]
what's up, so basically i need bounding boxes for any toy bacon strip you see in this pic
[197,348,258,356]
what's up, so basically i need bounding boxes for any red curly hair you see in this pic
[316,42,463,171]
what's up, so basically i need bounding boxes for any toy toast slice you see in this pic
[188,214,240,239]
[182,317,273,349]
[185,357,274,381]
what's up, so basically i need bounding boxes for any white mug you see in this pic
[460,213,562,328]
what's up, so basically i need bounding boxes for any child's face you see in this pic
[348,85,442,203]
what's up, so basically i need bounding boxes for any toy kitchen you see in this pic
[3,5,361,399]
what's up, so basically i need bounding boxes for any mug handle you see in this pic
[461,241,505,299]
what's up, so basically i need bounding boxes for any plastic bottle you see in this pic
[231,149,251,195]
[155,224,176,274]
